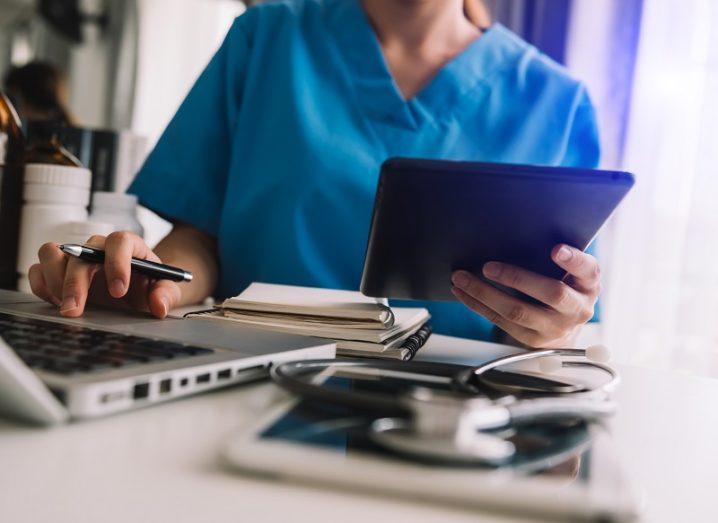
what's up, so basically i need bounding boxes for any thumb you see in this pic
[147,280,182,319]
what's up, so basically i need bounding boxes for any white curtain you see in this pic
[569,0,718,377]
[132,0,245,149]
[130,0,245,246]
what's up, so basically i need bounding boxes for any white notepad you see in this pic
[221,282,394,327]
[220,307,427,343]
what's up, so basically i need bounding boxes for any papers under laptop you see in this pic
[0,289,334,425]
[186,283,432,360]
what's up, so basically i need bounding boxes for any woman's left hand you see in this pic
[451,244,601,348]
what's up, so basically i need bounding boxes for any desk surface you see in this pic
[0,335,716,523]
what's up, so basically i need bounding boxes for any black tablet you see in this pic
[360,158,634,301]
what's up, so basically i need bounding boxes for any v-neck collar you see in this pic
[323,0,521,129]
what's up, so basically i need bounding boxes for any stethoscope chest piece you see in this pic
[457,346,620,397]
[370,417,516,466]
[460,367,588,395]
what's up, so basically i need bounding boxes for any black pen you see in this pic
[59,244,193,283]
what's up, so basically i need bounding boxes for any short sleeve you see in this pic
[560,87,601,169]
[127,15,252,236]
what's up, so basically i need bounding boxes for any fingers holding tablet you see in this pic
[551,244,602,297]
[451,270,557,332]
[450,285,543,347]
[450,244,600,348]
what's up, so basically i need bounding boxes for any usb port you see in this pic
[217,369,232,380]
[159,379,172,394]
[133,382,150,400]
[196,373,211,384]
[236,365,269,383]
[100,391,126,403]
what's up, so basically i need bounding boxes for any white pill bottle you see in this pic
[16,164,91,293]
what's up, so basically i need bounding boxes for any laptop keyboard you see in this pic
[0,312,214,375]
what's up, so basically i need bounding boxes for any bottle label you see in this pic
[0,132,7,165]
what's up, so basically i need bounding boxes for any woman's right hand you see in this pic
[28,231,182,319]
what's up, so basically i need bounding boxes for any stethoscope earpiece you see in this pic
[585,344,611,363]
[536,345,611,374]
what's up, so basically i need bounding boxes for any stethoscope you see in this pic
[270,346,619,466]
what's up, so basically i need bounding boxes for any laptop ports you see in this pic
[159,378,172,394]
[133,382,150,400]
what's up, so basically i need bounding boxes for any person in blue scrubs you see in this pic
[31,0,602,349]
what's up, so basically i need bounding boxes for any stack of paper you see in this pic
[189,283,431,360]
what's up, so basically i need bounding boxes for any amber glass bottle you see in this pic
[0,92,25,290]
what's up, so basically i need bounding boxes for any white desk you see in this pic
[1,335,716,523]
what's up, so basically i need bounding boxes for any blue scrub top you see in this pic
[128,0,600,340]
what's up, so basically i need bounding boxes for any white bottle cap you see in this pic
[25,164,92,189]
[23,164,92,207]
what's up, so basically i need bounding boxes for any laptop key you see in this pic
[24,356,55,369]
[42,348,74,359]
[99,350,152,363]
[127,347,177,359]
[2,329,28,340]
[41,366,77,375]
[76,354,126,368]
[182,347,213,356]
[139,339,213,356]
[42,362,93,374]
[9,340,38,351]
[14,348,42,359]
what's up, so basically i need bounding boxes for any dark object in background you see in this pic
[360,158,634,301]
[55,126,117,193]
[0,93,25,290]
[39,0,108,44]
[61,127,140,195]
[3,62,74,126]
[39,0,83,42]
[484,0,572,65]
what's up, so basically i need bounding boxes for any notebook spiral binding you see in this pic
[400,323,433,361]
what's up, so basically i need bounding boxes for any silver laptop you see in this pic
[0,290,335,425]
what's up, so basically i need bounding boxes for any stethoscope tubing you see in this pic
[270,352,619,465]
[271,352,618,419]
[270,358,470,419]
[452,348,619,395]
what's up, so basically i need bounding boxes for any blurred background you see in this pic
[1,0,717,378]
